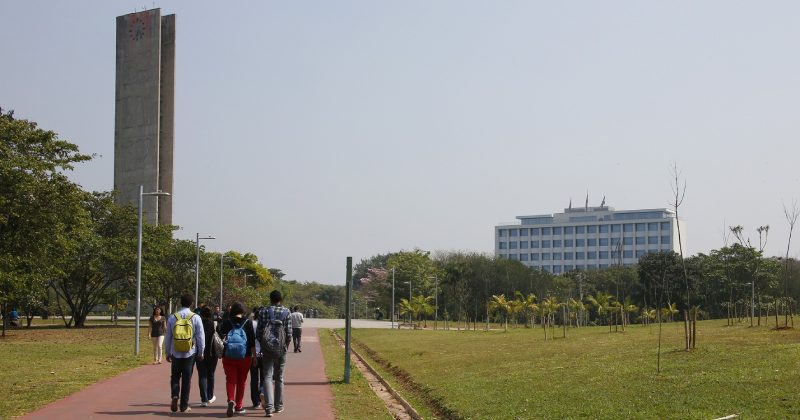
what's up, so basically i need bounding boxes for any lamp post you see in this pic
[391,267,395,329]
[219,254,233,309]
[135,186,170,356]
[428,275,438,330]
[750,281,755,327]
[195,233,216,309]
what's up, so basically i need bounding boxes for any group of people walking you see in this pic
[149,290,304,417]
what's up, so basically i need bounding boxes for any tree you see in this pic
[49,192,137,327]
[0,109,91,335]
[488,294,510,332]
[670,163,693,349]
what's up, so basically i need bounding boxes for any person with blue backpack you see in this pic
[217,301,256,417]
[256,290,292,417]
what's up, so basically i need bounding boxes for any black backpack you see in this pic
[261,306,288,358]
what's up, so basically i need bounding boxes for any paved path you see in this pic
[22,328,333,419]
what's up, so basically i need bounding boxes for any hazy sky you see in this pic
[3,2,800,284]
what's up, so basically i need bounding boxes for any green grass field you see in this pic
[351,321,800,419]
[0,323,147,419]
[318,329,394,420]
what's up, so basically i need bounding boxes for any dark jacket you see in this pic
[218,316,256,358]
[201,317,215,358]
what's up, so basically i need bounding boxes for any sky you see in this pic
[3,1,800,284]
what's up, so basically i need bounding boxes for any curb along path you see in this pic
[21,328,333,419]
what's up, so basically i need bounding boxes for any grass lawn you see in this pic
[318,329,394,420]
[352,320,800,419]
[0,323,148,419]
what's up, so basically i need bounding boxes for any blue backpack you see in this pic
[224,320,248,359]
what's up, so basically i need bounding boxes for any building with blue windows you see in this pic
[494,206,684,274]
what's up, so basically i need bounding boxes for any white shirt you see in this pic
[289,312,304,329]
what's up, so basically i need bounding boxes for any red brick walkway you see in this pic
[21,328,334,419]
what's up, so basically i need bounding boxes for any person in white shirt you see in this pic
[164,294,205,413]
[288,306,304,353]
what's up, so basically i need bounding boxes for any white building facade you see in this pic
[495,206,685,274]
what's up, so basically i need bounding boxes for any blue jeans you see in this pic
[170,355,195,410]
[261,354,286,412]
[196,355,218,403]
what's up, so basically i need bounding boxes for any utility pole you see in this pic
[391,267,395,329]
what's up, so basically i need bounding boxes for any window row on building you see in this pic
[522,264,631,274]
[499,235,670,249]
[498,222,670,237]
[499,248,671,262]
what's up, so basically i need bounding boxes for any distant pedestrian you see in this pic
[165,294,205,413]
[249,307,265,409]
[8,308,20,327]
[289,306,304,352]
[213,305,223,323]
[218,302,256,417]
[196,306,218,407]
[256,290,292,417]
[148,307,167,364]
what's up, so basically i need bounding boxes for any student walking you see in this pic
[148,307,167,364]
[219,302,256,417]
[196,306,218,407]
[165,294,205,414]
[256,290,292,417]
[289,306,304,352]
[249,307,265,409]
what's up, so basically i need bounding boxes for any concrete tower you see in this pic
[114,9,175,225]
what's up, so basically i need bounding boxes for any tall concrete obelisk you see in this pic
[114,9,175,225]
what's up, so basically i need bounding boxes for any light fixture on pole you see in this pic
[135,186,170,356]
[195,233,216,309]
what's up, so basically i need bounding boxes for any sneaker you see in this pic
[180,406,191,413]
[227,401,234,417]
[170,397,178,412]
[275,407,284,414]
[298,348,301,352]
[259,394,266,409]
[209,395,217,404]
[200,401,209,407]
[234,408,247,415]
[265,411,273,418]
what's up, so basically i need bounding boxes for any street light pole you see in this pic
[391,267,395,329]
[135,186,170,356]
[751,280,755,327]
[219,254,226,309]
[195,233,216,310]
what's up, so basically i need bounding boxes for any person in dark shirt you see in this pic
[218,302,256,417]
[196,306,218,407]
[148,307,167,364]
[256,290,292,417]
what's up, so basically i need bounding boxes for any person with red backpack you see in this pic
[165,294,205,413]
[256,290,292,417]
[218,301,256,417]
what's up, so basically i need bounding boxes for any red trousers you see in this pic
[222,357,252,410]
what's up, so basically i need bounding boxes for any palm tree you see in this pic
[518,292,538,328]
[661,302,678,322]
[488,294,510,332]
[587,292,615,331]
[568,298,585,327]
[411,295,434,328]
[398,298,413,325]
